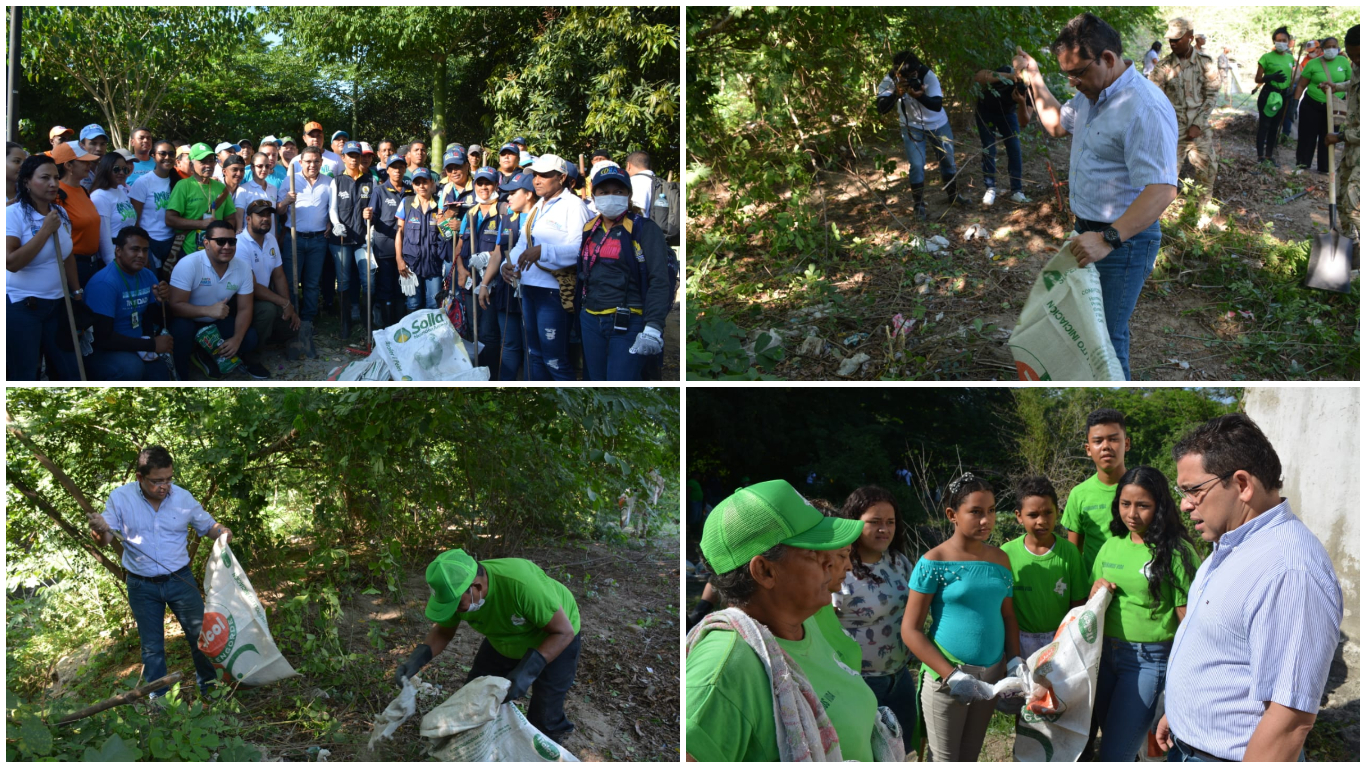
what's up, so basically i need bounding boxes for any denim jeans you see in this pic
[1090,637,1170,761]
[901,121,959,185]
[147,237,174,271]
[403,275,444,311]
[975,110,1023,192]
[522,286,572,381]
[280,233,328,321]
[126,566,220,694]
[495,308,524,381]
[466,633,582,739]
[1077,219,1162,380]
[85,350,172,381]
[75,254,102,288]
[169,316,258,380]
[6,295,80,381]
[330,242,374,305]
[579,310,645,381]
[864,668,918,753]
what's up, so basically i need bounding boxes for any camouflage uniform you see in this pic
[1336,65,1359,233]
[1150,48,1222,195]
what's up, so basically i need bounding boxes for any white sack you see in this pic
[1009,242,1124,381]
[198,538,298,686]
[421,676,579,762]
[371,309,490,382]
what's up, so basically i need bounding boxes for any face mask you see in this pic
[594,194,629,219]
[1275,42,1289,53]
[1323,48,1339,60]
[465,597,485,612]
[476,192,495,205]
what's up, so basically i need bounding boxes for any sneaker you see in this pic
[245,361,271,380]
[190,351,222,380]
[982,188,997,207]
[1008,191,1031,203]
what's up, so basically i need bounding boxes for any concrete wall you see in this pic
[1243,387,1359,654]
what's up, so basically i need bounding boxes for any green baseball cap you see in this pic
[700,479,862,574]
[425,549,477,623]
[188,142,214,161]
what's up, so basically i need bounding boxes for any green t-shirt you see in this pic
[166,177,237,252]
[1061,473,1121,575]
[1090,536,1198,643]
[436,558,581,658]
[811,604,863,673]
[1001,535,1087,634]
[685,614,877,762]
[1257,51,1297,90]
[1301,55,1353,105]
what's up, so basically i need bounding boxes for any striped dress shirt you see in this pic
[1059,63,1179,223]
[1165,500,1342,760]
[100,482,218,577]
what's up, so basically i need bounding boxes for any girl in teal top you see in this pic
[1254,26,1296,165]
[1083,466,1200,761]
[902,474,1019,762]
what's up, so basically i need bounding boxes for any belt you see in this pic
[1174,736,1227,762]
[126,566,189,584]
[585,307,642,316]
[74,252,101,262]
[1073,217,1113,233]
[296,230,325,238]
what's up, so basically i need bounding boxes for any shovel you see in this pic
[1304,63,1355,293]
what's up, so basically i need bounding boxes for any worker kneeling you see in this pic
[395,549,582,742]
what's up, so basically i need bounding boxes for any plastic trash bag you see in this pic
[1009,242,1124,381]
[1012,586,1114,762]
[369,676,420,750]
[370,309,490,381]
[198,538,298,686]
[421,676,579,762]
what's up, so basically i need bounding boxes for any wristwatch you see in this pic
[1101,227,1123,251]
[71,288,85,300]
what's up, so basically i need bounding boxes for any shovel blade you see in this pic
[1305,232,1355,293]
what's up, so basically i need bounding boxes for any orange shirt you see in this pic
[56,181,101,256]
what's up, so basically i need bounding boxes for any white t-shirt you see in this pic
[235,230,283,288]
[129,172,174,240]
[90,187,137,265]
[877,69,949,130]
[169,248,253,323]
[5,203,73,301]
[290,151,342,178]
[233,180,283,232]
[629,169,654,212]
[1144,48,1160,75]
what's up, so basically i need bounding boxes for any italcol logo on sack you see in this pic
[200,611,237,662]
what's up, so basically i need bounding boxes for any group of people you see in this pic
[876,14,1360,380]
[684,409,1343,762]
[88,445,583,742]
[7,120,679,381]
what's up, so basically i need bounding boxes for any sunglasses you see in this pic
[154,151,174,158]
[206,237,237,247]
[113,166,130,174]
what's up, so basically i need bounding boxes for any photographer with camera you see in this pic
[877,50,970,220]
[972,65,1033,207]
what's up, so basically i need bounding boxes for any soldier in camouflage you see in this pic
[1325,25,1359,235]
[1150,18,1222,213]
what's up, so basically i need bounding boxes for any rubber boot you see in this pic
[372,303,385,332]
[339,292,353,340]
[944,175,971,205]
[912,182,928,220]
[298,319,318,359]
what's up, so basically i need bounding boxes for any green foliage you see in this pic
[686,313,785,380]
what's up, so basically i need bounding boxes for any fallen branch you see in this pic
[54,672,182,725]
[5,413,101,519]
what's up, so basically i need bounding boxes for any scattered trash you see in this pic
[962,223,990,241]
[842,332,870,347]
[986,248,995,260]
[836,352,871,377]
[921,234,952,253]
[891,313,915,336]
[369,676,419,750]
[742,327,784,363]
[1168,358,1191,370]
[934,312,943,322]
[914,272,929,285]
[797,332,824,357]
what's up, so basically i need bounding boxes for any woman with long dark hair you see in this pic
[832,485,918,753]
[1084,465,1201,760]
[6,153,80,380]
[89,153,137,269]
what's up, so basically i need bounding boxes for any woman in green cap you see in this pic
[394,548,582,742]
[684,479,889,762]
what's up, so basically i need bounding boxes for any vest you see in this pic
[333,173,375,245]
[399,199,445,279]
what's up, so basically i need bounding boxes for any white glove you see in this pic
[469,251,491,271]
[331,222,346,237]
[1001,656,1028,698]
[399,271,419,297]
[628,325,664,356]
[946,668,996,705]
[1006,656,1025,679]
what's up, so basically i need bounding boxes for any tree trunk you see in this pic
[430,53,448,166]
[7,475,126,582]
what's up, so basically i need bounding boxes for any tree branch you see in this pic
[54,673,182,724]
[8,475,125,581]
[6,415,101,520]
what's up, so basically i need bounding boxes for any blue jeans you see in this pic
[579,310,645,381]
[126,566,220,694]
[902,121,958,185]
[147,237,174,271]
[494,306,524,381]
[1166,738,1305,762]
[1079,219,1162,380]
[85,350,171,381]
[7,296,81,381]
[523,286,572,381]
[1091,637,1170,761]
[976,110,1023,192]
[330,242,374,304]
[467,633,582,738]
[864,668,918,753]
[280,234,328,321]
[404,275,444,311]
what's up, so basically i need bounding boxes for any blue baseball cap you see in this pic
[385,155,408,168]
[80,124,108,142]
[591,165,632,192]
[331,130,349,141]
[443,147,467,168]
[342,141,362,155]
[411,167,434,182]
[512,136,528,146]
[473,166,499,184]
[499,171,535,193]
[498,143,519,155]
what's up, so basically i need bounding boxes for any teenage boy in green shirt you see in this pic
[1063,408,1130,576]
[393,549,582,741]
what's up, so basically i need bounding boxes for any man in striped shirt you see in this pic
[1156,413,1342,761]
[1012,13,1179,380]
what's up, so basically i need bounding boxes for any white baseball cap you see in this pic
[528,153,567,175]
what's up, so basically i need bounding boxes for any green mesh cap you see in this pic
[700,479,863,574]
[425,549,477,623]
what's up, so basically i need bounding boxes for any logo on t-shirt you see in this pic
[153,190,171,211]
[225,281,240,292]
[1140,560,1154,581]
[1054,578,1067,596]
[510,614,526,627]
[200,278,212,286]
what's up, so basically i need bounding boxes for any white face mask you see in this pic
[1275,41,1289,53]
[476,192,495,205]
[1323,48,1339,60]
[465,597,485,612]
[594,194,629,219]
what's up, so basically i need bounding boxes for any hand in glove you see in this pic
[503,648,548,703]
[628,326,664,356]
[469,251,491,271]
[331,222,346,238]
[1266,71,1287,85]
[394,643,433,687]
[1001,656,1028,698]
[946,668,996,705]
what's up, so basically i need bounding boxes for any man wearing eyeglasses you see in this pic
[1013,13,1179,381]
[89,445,232,698]
[167,219,261,379]
[1154,413,1342,762]
[1149,18,1222,223]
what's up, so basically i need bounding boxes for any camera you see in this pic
[896,63,923,92]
